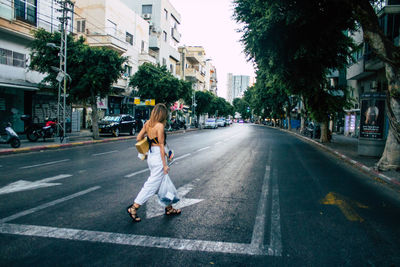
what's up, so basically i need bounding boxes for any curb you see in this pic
[265,125,400,189]
[0,128,198,156]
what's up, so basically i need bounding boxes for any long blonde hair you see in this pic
[148,103,168,128]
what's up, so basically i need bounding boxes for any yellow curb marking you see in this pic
[321,192,368,222]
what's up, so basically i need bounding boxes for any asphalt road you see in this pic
[0,124,399,266]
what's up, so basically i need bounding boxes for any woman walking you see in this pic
[127,103,181,222]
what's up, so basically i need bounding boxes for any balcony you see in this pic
[364,52,385,71]
[149,35,161,50]
[185,68,205,83]
[186,52,202,64]
[139,52,157,65]
[86,33,128,54]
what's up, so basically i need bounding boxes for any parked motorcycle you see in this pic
[20,115,62,142]
[170,119,187,131]
[0,122,21,148]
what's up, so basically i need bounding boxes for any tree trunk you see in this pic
[301,115,306,133]
[287,113,292,130]
[91,100,100,140]
[353,0,400,170]
[320,120,330,143]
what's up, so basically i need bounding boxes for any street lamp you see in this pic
[47,42,70,143]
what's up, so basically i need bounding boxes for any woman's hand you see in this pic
[163,165,169,174]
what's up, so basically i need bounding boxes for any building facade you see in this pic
[227,73,250,103]
[0,0,64,132]
[345,1,400,155]
[121,0,181,76]
[74,0,154,122]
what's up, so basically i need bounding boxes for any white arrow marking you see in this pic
[146,180,203,219]
[0,174,72,195]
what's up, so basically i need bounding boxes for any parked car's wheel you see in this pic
[130,126,136,136]
[112,128,120,137]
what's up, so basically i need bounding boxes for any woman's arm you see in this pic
[157,124,169,174]
[136,122,147,141]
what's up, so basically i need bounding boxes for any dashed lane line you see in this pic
[196,146,210,152]
[19,159,70,169]
[92,150,118,156]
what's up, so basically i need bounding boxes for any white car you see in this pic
[216,118,226,127]
[204,118,217,129]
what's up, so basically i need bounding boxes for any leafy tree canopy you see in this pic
[130,63,192,107]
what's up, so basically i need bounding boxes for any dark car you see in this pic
[98,114,139,137]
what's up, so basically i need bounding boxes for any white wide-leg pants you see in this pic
[134,146,164,205]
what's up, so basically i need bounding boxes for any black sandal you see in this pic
[126,205,141,222]
[165,206,181,216]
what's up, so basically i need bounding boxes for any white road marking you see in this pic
[251,165,270,250]
[125,154,191,178]
[0,174,72,195]
[19,159,70,169]
[125,168,149,178]
[92,150,118,156]
[0,223,269,255]
[269,168,282,256]
[146,180,204,219]
[196,146,210,152]
[174,153,191,161]
[0,186,100,223]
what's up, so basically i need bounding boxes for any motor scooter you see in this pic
[0,122,21,148]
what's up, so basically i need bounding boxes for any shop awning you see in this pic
[0,78,39,91]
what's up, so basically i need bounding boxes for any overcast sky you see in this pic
[169,0,256,99]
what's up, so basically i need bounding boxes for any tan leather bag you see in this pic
[135,138,149,154]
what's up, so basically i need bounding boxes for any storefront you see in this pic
[0,79,39,133]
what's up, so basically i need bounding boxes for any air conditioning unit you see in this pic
[143,13,151,20]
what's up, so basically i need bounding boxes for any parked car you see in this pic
[216,118,226,127]
[98,114,138,137]
[204,118,218,129]
[226,119,232,125]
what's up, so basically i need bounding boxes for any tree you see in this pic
[29,29,126,139]
[130,63,192,108]
[234,0,400,170]
[194,91,213,122]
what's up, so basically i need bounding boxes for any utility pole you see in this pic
[56,0,74,143]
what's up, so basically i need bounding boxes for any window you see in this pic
[14,0,37,26]
[142,5,152,14]
[124,65,132,77]
[164,9,168,20]
[162,58,166,66]
[77,20,86,33]
[170,64,173,73]
[0,48,25,68]
[0,48,12,66]
[163,31,167,42]
[141,41,145,53]
[126,32,133,45]
[13,52,26,68]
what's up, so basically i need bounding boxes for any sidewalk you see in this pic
[284,128,400,189]
[0,128,197,155]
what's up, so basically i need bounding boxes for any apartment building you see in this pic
[0,0,63,132]
[346,1,400,155]
[227,73,250,103]
[177,46,207,91]
[201,60,218,95]
[121,0,181,76]
[74,0,153,117]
